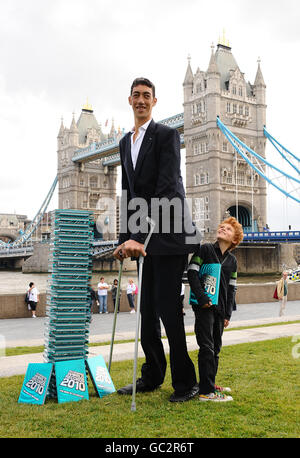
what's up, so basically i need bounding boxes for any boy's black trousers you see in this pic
[194,307,225,394]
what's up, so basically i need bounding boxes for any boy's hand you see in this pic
[224,319,230,328]
[201,301,212,309]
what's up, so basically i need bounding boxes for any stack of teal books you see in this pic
[44,209,94,397]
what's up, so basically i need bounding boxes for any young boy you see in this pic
[187,217,243,402]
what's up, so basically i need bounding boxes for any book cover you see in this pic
[55,359,89,403]
[86,355,115,398]
[18,363,53,405]
[189,263,221,306]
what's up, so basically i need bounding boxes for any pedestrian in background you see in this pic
[126,279,136,314]
[111,278,121,313]
[88,284,98,322]
[27,282,39,318]
[277,271,288,317]
[97,277,109,313]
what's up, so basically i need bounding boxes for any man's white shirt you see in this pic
[130,119,152,169]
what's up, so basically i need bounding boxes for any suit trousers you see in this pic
[139,254,197,394]
[194,307,224,394]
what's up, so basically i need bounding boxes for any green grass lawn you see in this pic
[0,337,299,438]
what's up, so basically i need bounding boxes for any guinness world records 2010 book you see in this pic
[18,363,53,405]
[189,263,221,307]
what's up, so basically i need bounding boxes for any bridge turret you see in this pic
[69,113,79,147]
[183,55,194,130]
[183,55,193,96]
[206,44,221,124]
[109,118,116,138]
[57,117,65,149]
[253,58,267,131]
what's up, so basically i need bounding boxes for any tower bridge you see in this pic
[1,39,299,273]
[59,40,269,240]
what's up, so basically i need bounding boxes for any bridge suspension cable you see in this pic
[217,118,300,204]
[264,127,300,176]
[0,176,58,249]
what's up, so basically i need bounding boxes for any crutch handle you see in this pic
[143,216,156,252]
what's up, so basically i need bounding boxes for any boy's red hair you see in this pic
[218,217,244,250]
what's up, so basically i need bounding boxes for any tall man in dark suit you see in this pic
[113,77,199,402]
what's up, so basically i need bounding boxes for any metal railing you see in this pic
[243,230,300,243]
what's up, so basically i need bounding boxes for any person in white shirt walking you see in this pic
[97,277,109,313]
[27,282,39,318]
[127,279,136,313]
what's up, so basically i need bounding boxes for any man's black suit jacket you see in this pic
[118,120,198,255]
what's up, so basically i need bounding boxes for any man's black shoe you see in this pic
[117,378,160,395]
[169,384,199,403]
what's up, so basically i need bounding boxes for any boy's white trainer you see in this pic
[199,392,233,402]
[215,384,232,393]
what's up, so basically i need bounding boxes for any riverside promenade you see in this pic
[0,301,299,377]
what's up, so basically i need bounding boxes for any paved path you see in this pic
[0,301,299,347]
[1,320,299,378]
[0,301,299,378]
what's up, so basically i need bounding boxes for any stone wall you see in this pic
[22,242,50,273]
[234,243,299,273]
[0,282,299,319]
[235,282,300,304]
[0,290,137,319]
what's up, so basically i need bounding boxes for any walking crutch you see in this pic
[108,258,123,373]
[131,216,156,412]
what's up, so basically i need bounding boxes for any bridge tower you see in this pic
[57,102,118,239]
[183,39,267,238]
